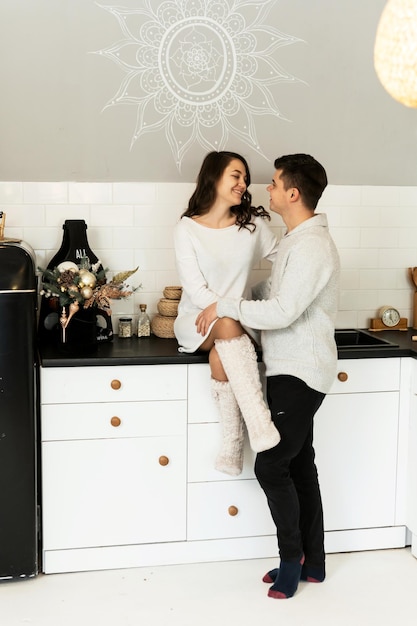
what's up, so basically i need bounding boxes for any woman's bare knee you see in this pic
[199,317,244,351]
[213,317,244,340]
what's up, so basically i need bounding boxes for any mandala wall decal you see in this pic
[93,0,302,170]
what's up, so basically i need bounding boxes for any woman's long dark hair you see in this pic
[181,151,270,230]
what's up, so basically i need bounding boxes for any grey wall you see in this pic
[1,0,416,184]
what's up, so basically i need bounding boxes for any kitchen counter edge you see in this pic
[38,328,417,368]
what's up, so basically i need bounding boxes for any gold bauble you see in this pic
[79,269,96,288]
[81,286,93,299]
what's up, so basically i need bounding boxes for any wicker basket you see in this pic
[163,286,182,300]
[151,314,176,338]
[157,298,179,317]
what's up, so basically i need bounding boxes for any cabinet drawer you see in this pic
[187,480,274,540]
[41,364,187,404]
[329,358,400,394]
[188,423,255,482]
[42,400,186,441]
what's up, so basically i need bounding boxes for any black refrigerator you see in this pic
[0,239,39,580]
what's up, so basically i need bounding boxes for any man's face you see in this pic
[266,169,289,215]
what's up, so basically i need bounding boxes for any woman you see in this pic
[174,151,280,476]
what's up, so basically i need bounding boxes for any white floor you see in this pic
[2,548,417,626]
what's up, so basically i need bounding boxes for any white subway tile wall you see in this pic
[1,181,417,331]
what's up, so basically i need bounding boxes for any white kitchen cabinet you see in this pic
[315,386,398,530]
[41,364,187,573]
[187,363,273,542]
[407,359,417,557]
[316,357,407,552]
[40,356,408,574]
[315,358,400,531]
[42,436,186,550]
[187,359,407,554]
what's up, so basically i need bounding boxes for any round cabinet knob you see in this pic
[159,456,169,466]
[110,379,121,390]
[337,371,348,382]
[110,416,121,427]
[228,505,239,517]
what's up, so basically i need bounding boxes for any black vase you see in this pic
[59,306,98,353]
[38,220,113,344]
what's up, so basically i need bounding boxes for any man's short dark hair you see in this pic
[274,154,328,210]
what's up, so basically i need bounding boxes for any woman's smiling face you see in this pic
[215,159,247,207]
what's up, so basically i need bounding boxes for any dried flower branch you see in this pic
[39,261,140,315]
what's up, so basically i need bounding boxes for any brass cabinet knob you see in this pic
[159,455,169,466]
[337,371,348,382]
[110,416,121,427]
[228,505,238,517]
[110,379,122,390]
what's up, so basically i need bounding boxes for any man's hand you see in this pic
[196,302,218,336]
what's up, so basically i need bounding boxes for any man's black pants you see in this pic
[255,375,326,566]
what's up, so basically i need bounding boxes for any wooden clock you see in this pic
[369,306,408,331]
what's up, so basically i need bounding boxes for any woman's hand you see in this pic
[196,302,219,336]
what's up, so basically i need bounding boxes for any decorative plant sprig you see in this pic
[39,262,140,315]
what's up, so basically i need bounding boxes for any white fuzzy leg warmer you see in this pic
[215,334,281,452]
[211,379,244,476]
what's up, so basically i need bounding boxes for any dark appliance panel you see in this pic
[0,241,39,580]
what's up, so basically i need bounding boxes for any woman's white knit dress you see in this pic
[174,215,278,353]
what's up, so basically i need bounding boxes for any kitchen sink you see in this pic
[334,329,399,348]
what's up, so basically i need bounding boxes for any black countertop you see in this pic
[38,328,417,368]
[39,335,202,367]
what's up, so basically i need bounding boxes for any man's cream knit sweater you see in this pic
[217,214,340,394]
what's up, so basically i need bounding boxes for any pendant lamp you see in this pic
[374,0,417,108]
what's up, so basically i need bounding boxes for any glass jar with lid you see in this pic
[118,316,133,338]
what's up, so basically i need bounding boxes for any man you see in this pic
[196,154,340,599]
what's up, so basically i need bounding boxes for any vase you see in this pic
[38,220,113,344]
[60,307,98,353]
